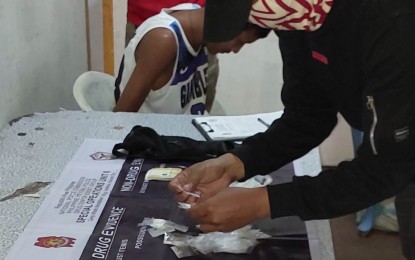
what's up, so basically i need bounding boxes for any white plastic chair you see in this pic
[73,71,116,111]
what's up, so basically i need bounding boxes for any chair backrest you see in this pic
[73,71,116,111]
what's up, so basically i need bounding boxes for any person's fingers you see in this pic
[175,190,189,202]
[176,174,198,193]
[198,223,222,233]
[189,206,234,233]
[169,166,203,192]
[187,200,212,219]
[169,169,197,194]
[168,178,182,193]
[187,187,264,233]
[177,190,201,204]
[179,166,205,191]
[184,195,198,204]
[169,174,191,202]
[198,223,238,233]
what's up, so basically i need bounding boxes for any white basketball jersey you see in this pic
[115,4,208,115]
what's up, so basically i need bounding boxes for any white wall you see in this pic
[88,0,104,71]
[320,114,355,166]
[212,32,284,116]
[0,0,352,166]
[0,0,88,128]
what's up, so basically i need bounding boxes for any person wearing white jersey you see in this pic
[113,3,269,115]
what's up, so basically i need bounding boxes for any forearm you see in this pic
[266,152,415,220]
[231,110,336,180]
[113,79,149,112]
[254,187,272,219]
[113,97,144,112]
[218,153,246,181]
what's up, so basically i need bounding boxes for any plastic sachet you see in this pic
[140,219,271,258]
[229,175,273,188]
[164,225,271,257]
[170,246,197,258]
[164,232,191,247]
[176,186,200,209]
[178,202,192,209]
[148,227,175,237]
[138,218,189,237]
[188,225,271,254]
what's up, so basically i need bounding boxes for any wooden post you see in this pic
[84,0,91,70]
[102,0,114,75]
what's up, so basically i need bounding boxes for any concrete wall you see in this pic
[0,0,88,127]
[0,0,353,166]
[212,32,284,116]
[88,0,104,71]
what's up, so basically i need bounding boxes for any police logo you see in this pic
[34,236,76,248]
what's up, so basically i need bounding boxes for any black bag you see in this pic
[112,125,237,162]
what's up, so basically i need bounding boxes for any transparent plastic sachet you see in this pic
[138,218,189,237]
[164,232,197,258]
[187,225,270,254]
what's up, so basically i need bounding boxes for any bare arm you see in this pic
[114,28,177,112]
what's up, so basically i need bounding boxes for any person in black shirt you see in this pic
[169,0,415,258]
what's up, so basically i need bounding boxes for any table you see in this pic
[0,111,335,259]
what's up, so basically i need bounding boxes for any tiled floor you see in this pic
[330,214,406,260]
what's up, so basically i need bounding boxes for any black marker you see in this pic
[257,118,270,128]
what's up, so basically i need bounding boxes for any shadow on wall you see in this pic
[212,32,283,116]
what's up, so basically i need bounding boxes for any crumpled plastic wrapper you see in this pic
[139,218,270,258]
[187,225,270,255]
[229,175,273,188]
[138,218,189,237]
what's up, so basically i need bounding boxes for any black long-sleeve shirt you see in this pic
[232,0,415,220]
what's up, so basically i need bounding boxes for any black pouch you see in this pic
[112,125,237,162]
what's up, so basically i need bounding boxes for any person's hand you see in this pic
[168,153,245,203]
[187,187,271,232]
